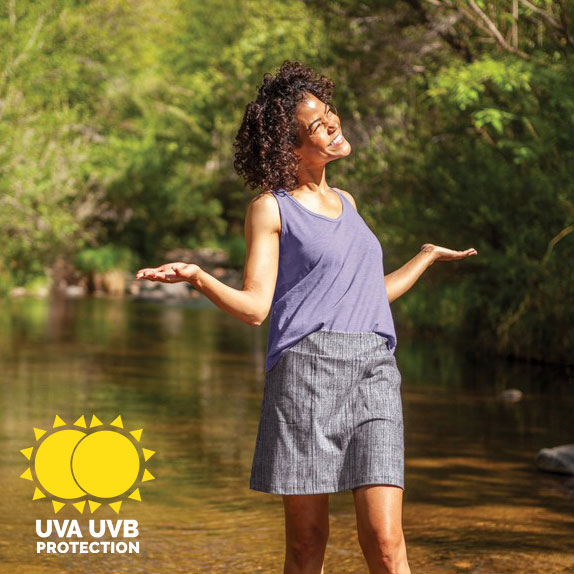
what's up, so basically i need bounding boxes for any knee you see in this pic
[286,526,329,566]
[360,528,405,573]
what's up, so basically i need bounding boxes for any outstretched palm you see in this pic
[422,243,477,263]
[135,261,200,283]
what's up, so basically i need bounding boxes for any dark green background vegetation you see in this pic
[1,0,572,363]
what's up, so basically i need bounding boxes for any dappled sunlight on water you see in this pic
[0,297,572,573]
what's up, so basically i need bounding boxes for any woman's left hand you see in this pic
[421,243,478,265]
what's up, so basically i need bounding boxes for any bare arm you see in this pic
[192,193,280,325]
[384,248,436,304]
[336,188,477,304]
[385,243,478,302]
[135,192,281,327]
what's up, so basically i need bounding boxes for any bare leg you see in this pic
[282,493,330,574]
[353,484,411,574]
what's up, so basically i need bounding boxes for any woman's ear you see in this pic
[292,127,303,162]
[293,142,303,162]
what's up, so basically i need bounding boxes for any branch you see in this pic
[418,0,475,61]
[9,0,16,29]
[519,0,562,30]
[556,0,574,47]
[470,117,496,146]
[466,0,529,58]
[541,223,574,264]
[498,223,574,343]
[429,0,529,58]
[0,13,45,93]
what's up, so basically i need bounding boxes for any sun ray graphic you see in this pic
[20,415,156,514]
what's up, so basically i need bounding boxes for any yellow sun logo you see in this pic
[19,415,156,514]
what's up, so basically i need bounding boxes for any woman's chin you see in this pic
[327,143,352,161]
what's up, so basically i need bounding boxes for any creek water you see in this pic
[0,296,572,573]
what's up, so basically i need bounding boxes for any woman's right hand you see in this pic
[135,262,201,284]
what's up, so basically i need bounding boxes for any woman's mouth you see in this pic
[330,132,344,147]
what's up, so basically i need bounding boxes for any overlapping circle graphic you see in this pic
[19,415,156,514]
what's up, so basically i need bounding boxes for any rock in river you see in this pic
[535,444,574,475]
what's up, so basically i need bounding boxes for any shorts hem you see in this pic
[249,477,404,495]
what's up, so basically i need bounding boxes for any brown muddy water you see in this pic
[0,296,573,574]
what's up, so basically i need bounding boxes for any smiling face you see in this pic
[293,92,351,166]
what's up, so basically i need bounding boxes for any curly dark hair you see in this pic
[233,60,335,193]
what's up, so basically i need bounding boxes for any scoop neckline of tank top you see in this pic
[283,187,345,222]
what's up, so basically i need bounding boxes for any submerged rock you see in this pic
[535,444,574,475]
[500,389,523,402]
[133,281,190,300]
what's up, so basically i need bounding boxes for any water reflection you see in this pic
[0,297,572,573]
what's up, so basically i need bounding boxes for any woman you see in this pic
[136,61,477,574]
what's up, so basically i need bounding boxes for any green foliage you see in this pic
[1,0,572,361]
[74,246,138,274]
[225,236,247,269]
[322,0,573,363]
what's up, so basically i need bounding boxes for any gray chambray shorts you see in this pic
[250,329,404,495]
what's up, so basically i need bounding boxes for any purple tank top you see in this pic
[265,187,397,373]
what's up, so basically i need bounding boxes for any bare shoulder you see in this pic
[333,187,357,211]
[246,190,281,234]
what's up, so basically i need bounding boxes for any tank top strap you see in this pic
[270,188,296,238]
[272,187,347,226]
